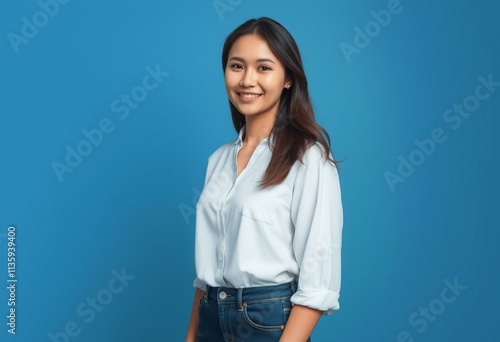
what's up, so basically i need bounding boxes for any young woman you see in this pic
[185,17,343,342]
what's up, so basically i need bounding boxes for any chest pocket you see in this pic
[238,207,274,225]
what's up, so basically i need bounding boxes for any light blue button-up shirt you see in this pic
[193,126,343,314]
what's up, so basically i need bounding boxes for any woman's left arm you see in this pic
[279,305,323,342]
[286,145,343,340]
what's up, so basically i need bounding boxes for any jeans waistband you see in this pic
[204,281,297,311]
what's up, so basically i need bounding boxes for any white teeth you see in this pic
[240,93,261,98]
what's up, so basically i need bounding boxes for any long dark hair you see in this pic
[222,17,337,187]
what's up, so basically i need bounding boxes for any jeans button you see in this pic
[219,291,227,299]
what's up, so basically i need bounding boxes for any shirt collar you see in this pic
[234,125,274,147]
[235,126,245,145]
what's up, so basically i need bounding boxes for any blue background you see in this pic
[1,0,499,341]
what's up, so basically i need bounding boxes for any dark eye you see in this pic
[259,65,271,71]
[230,63,243,69]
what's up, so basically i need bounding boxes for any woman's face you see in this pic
[225,34,291,121]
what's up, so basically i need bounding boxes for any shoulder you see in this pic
[290,142,341,194]
[289,142,338,183]
[207,141,235,163]
[201,140,235,180]
[301,142,335,167]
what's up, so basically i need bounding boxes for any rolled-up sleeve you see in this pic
[193,277,206,291]
[290,145,343,315]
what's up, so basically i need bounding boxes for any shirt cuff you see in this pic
[290,288,340,315]
[193,277,207,291]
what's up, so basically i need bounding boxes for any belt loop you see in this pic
[237,288,244,311]
[291,279,297,293]
[204,285,209,303]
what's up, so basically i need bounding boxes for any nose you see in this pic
[240,68,257,87]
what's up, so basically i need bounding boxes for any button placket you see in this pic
[217,146,240,282]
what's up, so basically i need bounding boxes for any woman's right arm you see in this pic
[185,288,205,342]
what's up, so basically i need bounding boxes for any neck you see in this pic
[243,114,275,146]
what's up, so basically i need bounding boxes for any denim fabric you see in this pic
[196,281,311,342]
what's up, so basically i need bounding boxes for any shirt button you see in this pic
[219,291,227,299]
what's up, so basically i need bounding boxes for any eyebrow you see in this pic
[228,56,276,64]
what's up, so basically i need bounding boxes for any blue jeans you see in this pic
[196,281,311,342]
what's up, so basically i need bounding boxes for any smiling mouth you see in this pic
[237,92,262,98]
